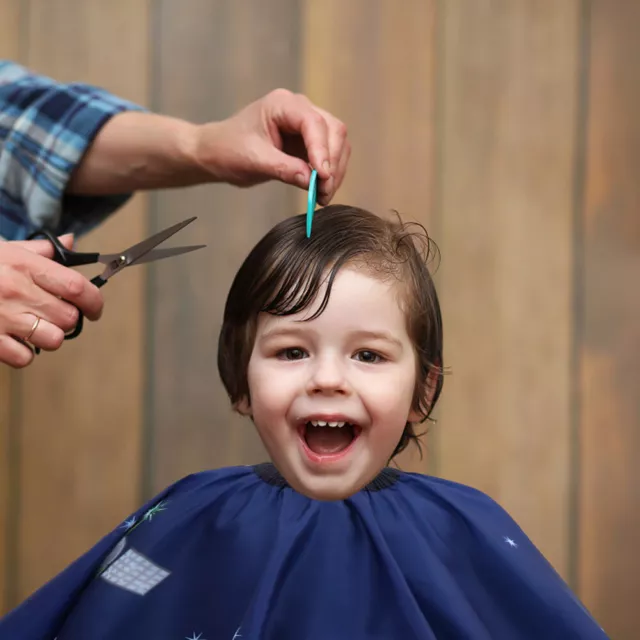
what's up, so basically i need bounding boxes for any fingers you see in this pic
[314,107,351,204]
[58,234,75,251]
[6,239,102,321]
[4,236,101,321]
[11,233,75,257]
[333,135,351,194]
[268,90,331,179]
[253,141,311,191]
[0,272,82,336]
[312,106,351,205]
[265,90,350,204]
[10,234,104,320]
[24,289,79,333]
[14,313,65,352]
[0,241,105,368]
[29,257,103,322]
[0,314,65,368]
[204,88,350,201]
[0,334,34,369]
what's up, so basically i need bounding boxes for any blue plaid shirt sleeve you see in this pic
[0,60,146,241]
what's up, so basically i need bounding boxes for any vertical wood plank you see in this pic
[149,0,301,493]
[301,0,438,473]
[436,0,580,577]
[0,0,24,613]
[578,1,640,636]
[0,366,11,613]
[13,0,150,604]
[0,362,10,612]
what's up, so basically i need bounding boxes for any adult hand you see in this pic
[0,236,104,368]
[67,89,351,205]
[196,89,351,205]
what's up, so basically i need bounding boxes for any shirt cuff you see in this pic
[1,63,146,237]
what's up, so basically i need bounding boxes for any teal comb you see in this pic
[306,169,318,238]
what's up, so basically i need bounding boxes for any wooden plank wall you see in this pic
[0,0,22,612]
[436,0,579,582]
[578,2,640,638]
[0,0,151,608]
[1,1,639,636]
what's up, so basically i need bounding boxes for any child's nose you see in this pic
[307,355,349,394]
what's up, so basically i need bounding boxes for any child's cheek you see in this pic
[367,373,411,403]
[366,382,415,424]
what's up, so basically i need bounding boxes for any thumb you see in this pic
[13,233,75,258]
[257,144,311,189]
[58,233,75,250]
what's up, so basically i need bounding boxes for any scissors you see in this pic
[25,216,205,353]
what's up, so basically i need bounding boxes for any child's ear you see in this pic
[234,396,252,417]
[408,365,441,423]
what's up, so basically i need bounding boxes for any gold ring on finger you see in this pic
[25,316,40,341]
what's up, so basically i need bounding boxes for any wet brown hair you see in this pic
[217,204,444,459]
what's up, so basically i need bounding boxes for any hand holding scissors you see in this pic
[3,217,204,363]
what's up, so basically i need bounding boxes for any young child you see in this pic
[0,205,608,639]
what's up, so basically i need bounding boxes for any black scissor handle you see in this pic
[26,228,98,266]
[63,274,107,341]
[26,228,103,353]
[27,228,72,265]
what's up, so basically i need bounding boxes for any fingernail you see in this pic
[295,173,307,188]
[323,160,330,174]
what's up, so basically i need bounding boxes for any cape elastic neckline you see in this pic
[252,462,401,492]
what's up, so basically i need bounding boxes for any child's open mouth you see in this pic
[298,419,361,462]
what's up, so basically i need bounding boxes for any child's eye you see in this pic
[277,347,308,361]
[354,350,384,364]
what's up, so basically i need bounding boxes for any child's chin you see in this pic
[287,471,372,502]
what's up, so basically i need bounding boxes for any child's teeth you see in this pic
[310,420,347,428]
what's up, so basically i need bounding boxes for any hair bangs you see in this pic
[255,240,362,322]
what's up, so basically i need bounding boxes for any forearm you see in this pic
[0,60,143,238]
[67,112,216,195]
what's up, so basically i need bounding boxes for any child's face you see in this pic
[243,265,420,501]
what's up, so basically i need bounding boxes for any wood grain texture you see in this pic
[13,0,150,603]
[435,0,580,577]
[0,1,636,631]
[578,1,640,636]
[0,365,11,612]
[301,0,438,473]
[148,0,301,494]
[0,0,24,613]
[0,361,11,611]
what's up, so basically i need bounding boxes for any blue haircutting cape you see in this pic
[0,464,609,639]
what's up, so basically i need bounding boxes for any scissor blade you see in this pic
[99,244,206,266]
[101,217,198,280]
[126,217,198,266]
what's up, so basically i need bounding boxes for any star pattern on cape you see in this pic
[144,500,169,522]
